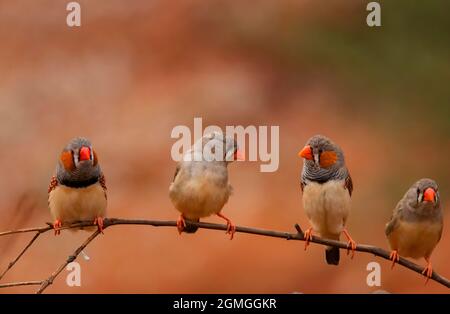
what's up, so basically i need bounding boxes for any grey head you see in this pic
[185,131,241,165]
[402,178,441,218]
[56,137,101,188]
[299,134,348,183]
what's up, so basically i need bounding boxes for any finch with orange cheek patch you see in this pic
[169,132,243,240]
[48,137,107,235]
[299,135,356,265]
[385,178,443,283]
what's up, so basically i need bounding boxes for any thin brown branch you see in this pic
[0,223,92,281]
[0,222,94,237]
[0,218,448,293]
[0,280,43,288]
[0,225,52,237]
[0,232,41,280]
[36,229,101,294]
[292,224,450,288]
[0,222,97,282]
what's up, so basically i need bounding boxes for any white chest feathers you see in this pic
[49,182,107,224]
[302,180,351,238]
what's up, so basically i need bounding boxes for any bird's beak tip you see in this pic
[234,150,245,161]
[298,145,313,160]
[423,188,436,203]
[79,146,91,161]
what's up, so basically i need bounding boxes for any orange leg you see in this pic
[303,227,313,251]
[176,214,187,234]
[216,212,236,240]
[94,217,104,234]
[342,229,357,259]
[422,257,433,284]
[389,250,400,269]
[53,219,62,236]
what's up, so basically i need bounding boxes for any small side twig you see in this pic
[0,225,52,237]
[36,229,101,294]
[0,232,41,280]
[0,280,43,288]
[0,223,92,281]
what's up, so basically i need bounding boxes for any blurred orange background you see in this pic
[0,0,449,293]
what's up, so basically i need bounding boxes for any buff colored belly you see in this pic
[387,220,441,259]
[169,177,231,220]
[49,183,107,224]
[302,180,351,239]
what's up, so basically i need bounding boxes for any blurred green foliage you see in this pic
[222,0,450,136]
[306,0,450,135]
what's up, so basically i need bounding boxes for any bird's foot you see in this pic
[389,250,400,269]
[422,259,433,284]
[53,219,62,236]
[176,214,187,234]
[303,227,313,251]
[216,212,236,240]
[94,217,104,234]
[343,229,356,259]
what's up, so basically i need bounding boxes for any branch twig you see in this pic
[0,280,43,288]
[0,222,92,281]
[0,225,52,237]
[35,229,101,294]
[0,218,449,292]
[0,232,41,280]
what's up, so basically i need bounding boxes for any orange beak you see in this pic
[79,146,91,161]
[298,145,313,160]
[234,150,245,161]
[423,188,436,203]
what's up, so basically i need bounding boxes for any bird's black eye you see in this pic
[416,188,420,195]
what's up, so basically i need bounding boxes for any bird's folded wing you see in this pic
[99,173,107,200]
[345,174,353,197]
[48,175,58,194]
[385,214,399,236]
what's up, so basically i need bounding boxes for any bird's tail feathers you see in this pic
[184,218,200,233]
[325,246,340,265]
[323,233,340,266]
